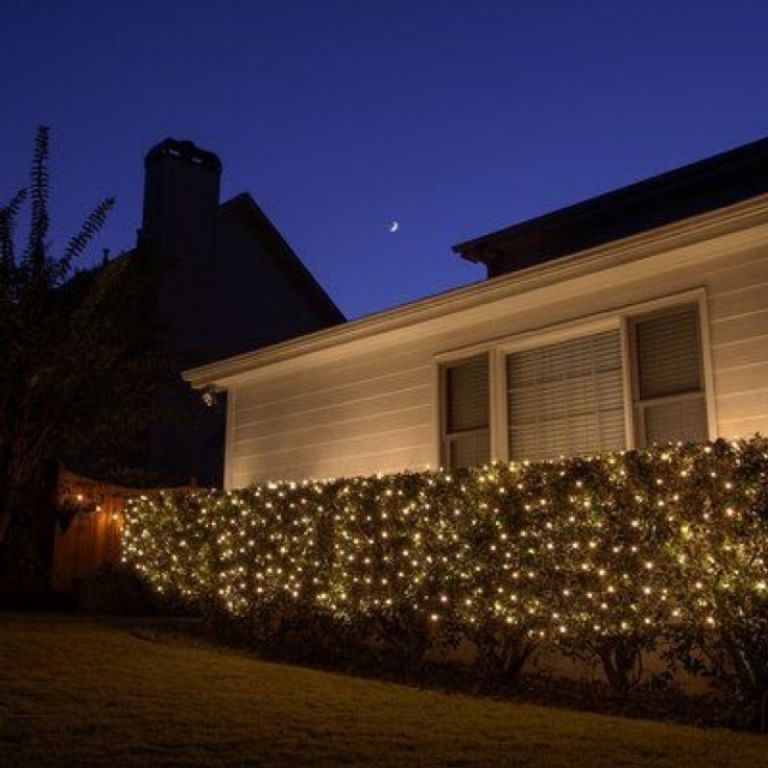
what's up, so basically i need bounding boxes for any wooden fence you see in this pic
[52,470,173,594]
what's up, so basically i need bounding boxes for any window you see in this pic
[441,354,490,469]
[630,304,709,446]
[506,330,626,461]
[436,294,712,467]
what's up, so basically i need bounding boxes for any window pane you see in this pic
[642,396,709,444]
[446,355,489,433]
[443,355,490,470]
[635,306,701,399]
[632,304,709,447]
[507,330,625,461]
[449,431,490,469]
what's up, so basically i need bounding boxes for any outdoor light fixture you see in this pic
[201,387,217,408]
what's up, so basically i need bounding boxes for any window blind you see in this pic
[446,355,489,433]
[643,397,709,445]
[635,306,702,399]
[444,355,490,468]
[449,430,490,469]
[632,305,708,445]
[507,330,625,461]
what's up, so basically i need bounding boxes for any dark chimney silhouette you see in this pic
[138,139,223,363]
[138,138,221,259]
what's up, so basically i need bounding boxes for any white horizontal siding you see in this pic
[230,424,433,469]
[706,251,768,438]
[714,361,768,397]
[229,343,436,483]
[227,240,768,486]
[710,307,768,347]
[230,435,434,483]
[234,385,431,439]
[236,365,431,417]
[232,405,433,456]
[709,282,768,320]
[716,389,768,422]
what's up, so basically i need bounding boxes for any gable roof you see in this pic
[453,136,768,276]
[217,193,345,326]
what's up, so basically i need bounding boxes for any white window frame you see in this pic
[436,353,493,469]
[433,287,717,463]
[627,302,710,448]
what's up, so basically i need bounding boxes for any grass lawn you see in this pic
[0,616,766,767]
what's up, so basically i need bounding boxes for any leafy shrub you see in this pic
[123,438,768,723]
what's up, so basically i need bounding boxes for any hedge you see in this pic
[123,438,768,725]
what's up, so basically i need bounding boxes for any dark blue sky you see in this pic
[2,1,768,318]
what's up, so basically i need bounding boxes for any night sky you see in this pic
[2,1,768,319]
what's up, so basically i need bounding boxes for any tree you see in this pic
[0,126,163,603]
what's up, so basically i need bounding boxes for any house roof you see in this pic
[217,193,345,326]
[184,188,768,390]
[453,136,768,276]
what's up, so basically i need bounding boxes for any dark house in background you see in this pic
[130,138,344,486]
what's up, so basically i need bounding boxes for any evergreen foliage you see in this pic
[0,127,162,601]
[124,438,768,727]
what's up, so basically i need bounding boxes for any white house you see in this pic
[184,139,768,488]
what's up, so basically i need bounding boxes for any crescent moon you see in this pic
[389,220,399,233]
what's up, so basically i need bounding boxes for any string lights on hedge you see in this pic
[122,437,768,705]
